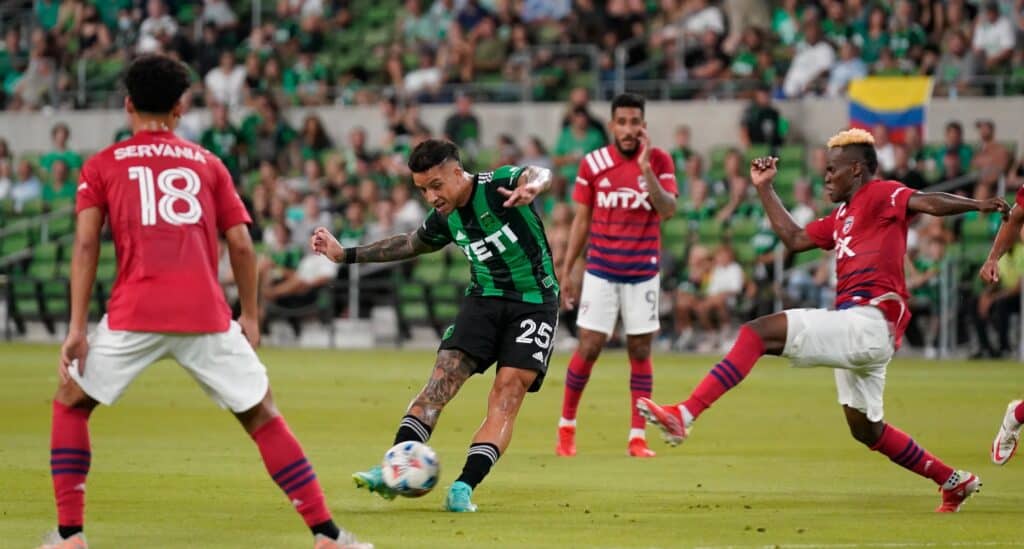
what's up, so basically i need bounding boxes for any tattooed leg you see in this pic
[405,350,477,430]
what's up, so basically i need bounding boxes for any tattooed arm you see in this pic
[311,226,444,264]
[406,349,478,428]
[497,165,553,207]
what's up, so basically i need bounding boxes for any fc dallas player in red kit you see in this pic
[556,93,677,458]
[638,129,1008,512]
[41,55,370,548]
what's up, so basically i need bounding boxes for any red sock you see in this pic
[870,424,955,486]
[629,356,653,430]
[1014,401,1024,424]
[251,416,331,527]
[51,401,92,529]
[681,325,765,419]
[561,352,596,421]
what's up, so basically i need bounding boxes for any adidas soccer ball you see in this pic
[381,441,440,497]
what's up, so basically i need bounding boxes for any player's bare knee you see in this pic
[626,337,652,361]
[236,392,279,433]
[491,376,529,416]
[54,379,97,410]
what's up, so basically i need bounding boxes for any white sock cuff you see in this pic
[629,428,646,440]
[559,417,577,428]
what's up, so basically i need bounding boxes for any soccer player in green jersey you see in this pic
[311,139,557,512]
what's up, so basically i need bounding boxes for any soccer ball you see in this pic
[381,441,440,497]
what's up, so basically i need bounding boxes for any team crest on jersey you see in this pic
[842,216,855,235]
[636,176,647,190]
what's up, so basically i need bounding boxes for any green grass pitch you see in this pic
[2,343,1023,548]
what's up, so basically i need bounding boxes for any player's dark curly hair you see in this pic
[611,93,645,116]
[124,54,191,115]
[408,139,461,173]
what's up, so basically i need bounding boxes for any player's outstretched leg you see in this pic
[240,391,372,548]
[639,316,782,445]
[844,406,981,513]
[557,329,605,457]
[41,380,99,549]
[626,334,655,458]
[355,350,475,500]
[992,399,1024,465]
[447,367,535,512]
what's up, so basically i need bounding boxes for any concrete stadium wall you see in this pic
[2,97,1022,158]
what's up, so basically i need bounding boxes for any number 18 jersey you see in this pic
[76,130,251,333]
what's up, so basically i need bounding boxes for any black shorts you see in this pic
[438,296,558,392]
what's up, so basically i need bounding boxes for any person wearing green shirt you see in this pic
[670,125,694,180]
[283,51,328,106]
[312,139,557,513]
[40,123,83,172]
[35,0,60,31]
[41,159,76,205]
[771,0,802,46]
[822,0,850,46]
[934,121,974,180]
[554,107,605,193]
[200,103,244,177]
[852,6,889,64]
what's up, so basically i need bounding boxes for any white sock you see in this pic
[559,417,576,428]
[629,428,645,441]
[679,404,695,428]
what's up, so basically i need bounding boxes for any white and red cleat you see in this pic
[555,425,577,457]
[628,437,656,457]
[37,532,87,549]
[635,397,689,446]
[991,400,1023,465]
[936,470,981,513]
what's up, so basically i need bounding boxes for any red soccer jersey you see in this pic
[572,144,677,283]
[804,179,914,347]
[75,130,251,333]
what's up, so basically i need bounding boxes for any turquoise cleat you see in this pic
[352,465,398,501]
[444,481,478,512]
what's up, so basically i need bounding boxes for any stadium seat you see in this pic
[697,219,722,245]
[778,145,806,169]
[430,283,461,330]
[662,217,688,248]
[413,253,446,284]
[28,242,60,279]
[7,277,41,334]
[394,281,433,340]
[729,218,759,241]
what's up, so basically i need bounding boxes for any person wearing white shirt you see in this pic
[683,0,726,37]
[390,183,426,234]
[699,246,745,351]
[827,42,868,97]
[137,0,178,53]
[205,51,247,109]
[0,159,12,200]
[783,19,835,98]
[10,159,42,211]
[972,2,1016,71]
[872,124,897,173]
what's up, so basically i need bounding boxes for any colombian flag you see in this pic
[848,76,933,144]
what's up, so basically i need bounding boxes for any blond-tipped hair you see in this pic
[827,128,875,148]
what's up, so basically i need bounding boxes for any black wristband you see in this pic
[343,247,360,264]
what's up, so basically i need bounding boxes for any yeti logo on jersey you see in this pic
[843,216,855,235]
[596,188,651,210]
[460,224,520,261]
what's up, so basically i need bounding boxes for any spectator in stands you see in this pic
[722,0,770,54]
[41,159,74,205]
[443,93,481,154]
[554,106,605,193]
[714,149,754,222]
[673,245,713,351]
[0,158,11,200]
[398,0,436,47]
[496,134,521,167]
[466,16,507,81]
[790,180,818,227]
[35,0,60,32]
[288,192,332,243]
[696,245,745,351]
[40,123,82,172]
[202,0,239,32]
[821,0,850,46]
[11,29,58,110]
[284,50,329,106]
[904,126,924,166]
[873,124,897,173]
[367,198,398,242]
[935,31,978,96]
[76,3,112,60]
[671,125,694,177]
[196,23,225,79]
[853,5,889,65]
[973,1,1016,73]
[11,158,42,211]
[940,148,967,185]
[907,237,945,359]
[200,102,244,178]
[298,114,333,160]
[972,118,1013,199]
[739,85,783,148]
[973,242,1024,358]
[560,87,607,144]
[783,15,836,98]
[771,0,802,47]
[263,249,339,317]
[391,183,425,233]
[404,49,445,101]
[679,0,726,40]
[939,1,973,46]
[889,0,927,64]
[138,0,178,53]
[521,135,553,171]
[277,0,326,20]
[728,27,766,79]
[934,121,974,180]
[886,145,929,190]
[827,42,868,97]
[0,138,11,163]
[205,51,246,109]
[684,29,730,82]
[682,155,715,221]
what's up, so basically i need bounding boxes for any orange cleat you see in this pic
[37,532,87,549]
[555,425,577,456]
[635,397,689,446]
[628,437,656,458]
[314,532,374,549]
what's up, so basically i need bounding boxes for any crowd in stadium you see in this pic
[3,0,1024,356]
[1,0,1023,108]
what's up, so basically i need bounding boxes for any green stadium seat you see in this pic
[793,248,824,268]
[430,283,461,328]
[743,145,770,164]
[47,214,75,241]
[729,217,759,241]
[7,277,41,334]
[28,243,60,279]
[777,145,806,169]
[395,281,431,336]
[413,253,446,284]
[697,219,723,245]
[1,230,30,261]
[41,279,70,326]
[662,217,688,248]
